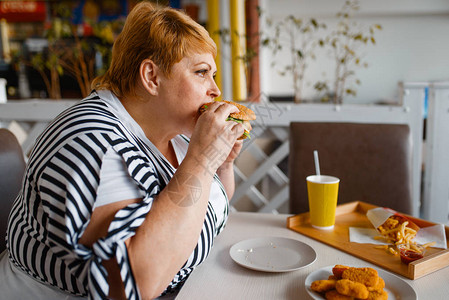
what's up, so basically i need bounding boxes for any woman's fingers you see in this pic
[197,102,242,140]
[202,101,239,120]
[228,119,244,139]
[189,102,244,173]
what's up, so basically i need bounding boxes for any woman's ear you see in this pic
[140,59,159,96]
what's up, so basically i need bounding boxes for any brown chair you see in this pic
[0,128,26,252]
[289,122,413,215]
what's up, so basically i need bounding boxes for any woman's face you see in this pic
[157,52,221,136]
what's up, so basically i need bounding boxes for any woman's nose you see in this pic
[208,78,221,98]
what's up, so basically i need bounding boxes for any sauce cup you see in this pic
[397,243,426,264]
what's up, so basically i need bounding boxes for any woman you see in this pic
[0,2,244,299]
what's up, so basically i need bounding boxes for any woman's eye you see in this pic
[195,69,208,77]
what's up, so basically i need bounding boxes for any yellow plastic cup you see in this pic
[306,175,340,230]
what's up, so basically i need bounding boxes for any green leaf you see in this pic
[346,89,356,96]
[56,65,64,75]
[226,117,243,123]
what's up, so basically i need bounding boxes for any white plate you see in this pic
[305,265,417,300]
[229,237,317,272]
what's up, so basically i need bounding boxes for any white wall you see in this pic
[259,0,449,104]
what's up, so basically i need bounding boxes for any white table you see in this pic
[176,212,448,299]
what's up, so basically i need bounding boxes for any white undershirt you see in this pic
[94,147,145,208]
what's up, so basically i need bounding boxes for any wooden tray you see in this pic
[287,201,449,279]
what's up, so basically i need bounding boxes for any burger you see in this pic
[199,100,256,140]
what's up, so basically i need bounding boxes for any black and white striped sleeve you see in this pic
[37,132,160,299]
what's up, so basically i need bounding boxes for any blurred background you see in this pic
[0,0,448,223]
[0,0,447,103]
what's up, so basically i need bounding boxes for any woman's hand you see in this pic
[224,139,243,163]
[187,101,244,175]
[188,101,245,199]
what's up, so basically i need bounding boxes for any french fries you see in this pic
[422,241,436,248]
[374,214,435,256]
[374,244,399,256]
[368,209,437,259]
[376,216,418,245]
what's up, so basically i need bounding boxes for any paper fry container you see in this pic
[366,207,420,232]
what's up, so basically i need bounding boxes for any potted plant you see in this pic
[21,3,121,99]
[315,0,382,104]
[262,0,382,104]
[262,15,326,103]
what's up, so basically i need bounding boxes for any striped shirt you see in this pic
[6,90,229,299]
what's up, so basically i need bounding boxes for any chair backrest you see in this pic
[289,122,413,215]
[0,128,26,252]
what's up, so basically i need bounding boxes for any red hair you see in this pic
[91,2,217,97]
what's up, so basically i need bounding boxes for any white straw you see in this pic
[313,150,321,176]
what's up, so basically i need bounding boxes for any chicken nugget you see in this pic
[332,265,351,279]
[328,275,339,280]
[367,277,385,292]
[335,279,369,299]
[325,289,353,300]
[366,289,388,300]
[342,267,379,287]
[311,279,337,293]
